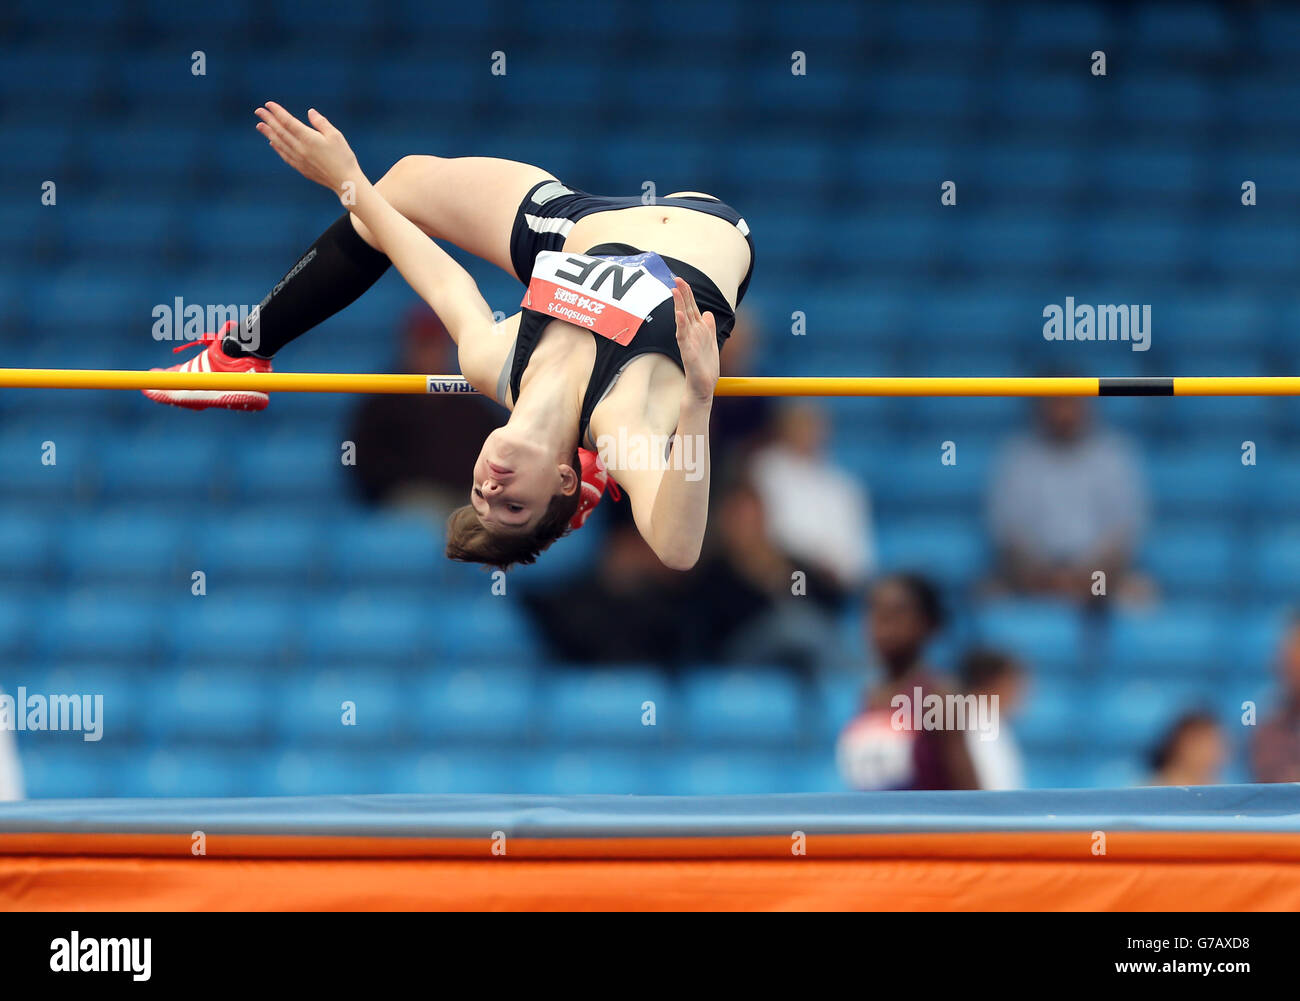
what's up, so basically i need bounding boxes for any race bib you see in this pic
[522,250,676,346]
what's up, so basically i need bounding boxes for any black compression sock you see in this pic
[223,213,392,359]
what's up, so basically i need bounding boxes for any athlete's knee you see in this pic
[346,154,450,251]
[376,155,447,198]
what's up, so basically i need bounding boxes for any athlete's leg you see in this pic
[220,156,553,361]
[351,155,555,277]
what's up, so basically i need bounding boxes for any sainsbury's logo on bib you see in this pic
[523,250,675,346]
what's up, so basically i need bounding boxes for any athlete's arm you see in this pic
[254,103,496,356]
[617,280,718,571]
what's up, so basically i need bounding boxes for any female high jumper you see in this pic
[146,103,754,571]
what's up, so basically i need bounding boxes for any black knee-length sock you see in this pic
[223,214,392,359]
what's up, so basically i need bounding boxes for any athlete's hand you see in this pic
[255,102,363,200]
[673,277,719,405]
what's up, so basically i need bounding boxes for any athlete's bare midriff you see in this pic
[563,198,750,308]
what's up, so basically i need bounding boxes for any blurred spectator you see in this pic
[0,693,22,800]
[710,309,774,485]
[749,401,874,606]
[522,510,687,664]
[521,458,842,672]
[836,574,979,790]
[987,396,1150,603]
[1151,711,1226,786]
[685,478,843,671]
[1251,617,1300,782]
[958,648,1026,790]
[345,305,504,521]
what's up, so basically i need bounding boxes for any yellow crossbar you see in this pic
[1,370,1299,397]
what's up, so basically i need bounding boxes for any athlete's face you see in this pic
[469,428,564,533]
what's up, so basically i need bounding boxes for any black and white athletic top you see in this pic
[507,243,735,449]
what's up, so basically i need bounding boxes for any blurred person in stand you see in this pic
[749,400,874,609]
[1150,711,1227,786]
[986,395,1151,604]
[1252,615,1300,783]
[957,647,1026,790]
[521,504,687,665]
[0,691,23,800]
[684,477,842,672]
[837,573,979,790]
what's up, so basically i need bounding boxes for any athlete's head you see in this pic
[444,426,582,569]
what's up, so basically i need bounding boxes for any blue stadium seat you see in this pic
[0,48,109,101]
[274,667,408,744]
[1015,679,1090,751]
[141,0,257,31]
[1226,80,1300,129]
[94,434,225,503]
[232,433,347,502]
[410,663,537,741]
[538,667,673,742]
[188,203,317,263]
[1202,219,1300,277]
[950,217,1072,273]
[1023,752,1087,790]
[132,748,265,797]
[1087,679,1216,754]
[1247,528,1300,604]
[15,745,127,798]
[303,595,434,665]
[1131,3,1233,55]
[1007,3,1113,49]
[1141,523,1243,601]
[191,516,324,582]
[990,73,1097,125]
[812,670,865,743]
[30,662,146,740]
[875,518,986,590]
[166,597,301,665]
[0,509,56,585]
[522,749,665,795]
[1234,608,1289,684]
[144,665,276,744]
[846,142,956,191]
[1156,295,1271,353]
[1114,76,1219,128]
[325,512,443,587]
[974,600,1085,675]
[389,749,524,795]
[1076,219,1197,274]
[1105,606,1226,680]
[429,597,539,664]
[825,213,943,270]
[865,444,991,514]
[257,748,401,796]
[1147,452,1252,516]
[680,667,806,743]
[0,595,35,661]
[663,750,813,795]
[39,595,161,664]
[0,427,96,501]
[969,146,1085,196]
